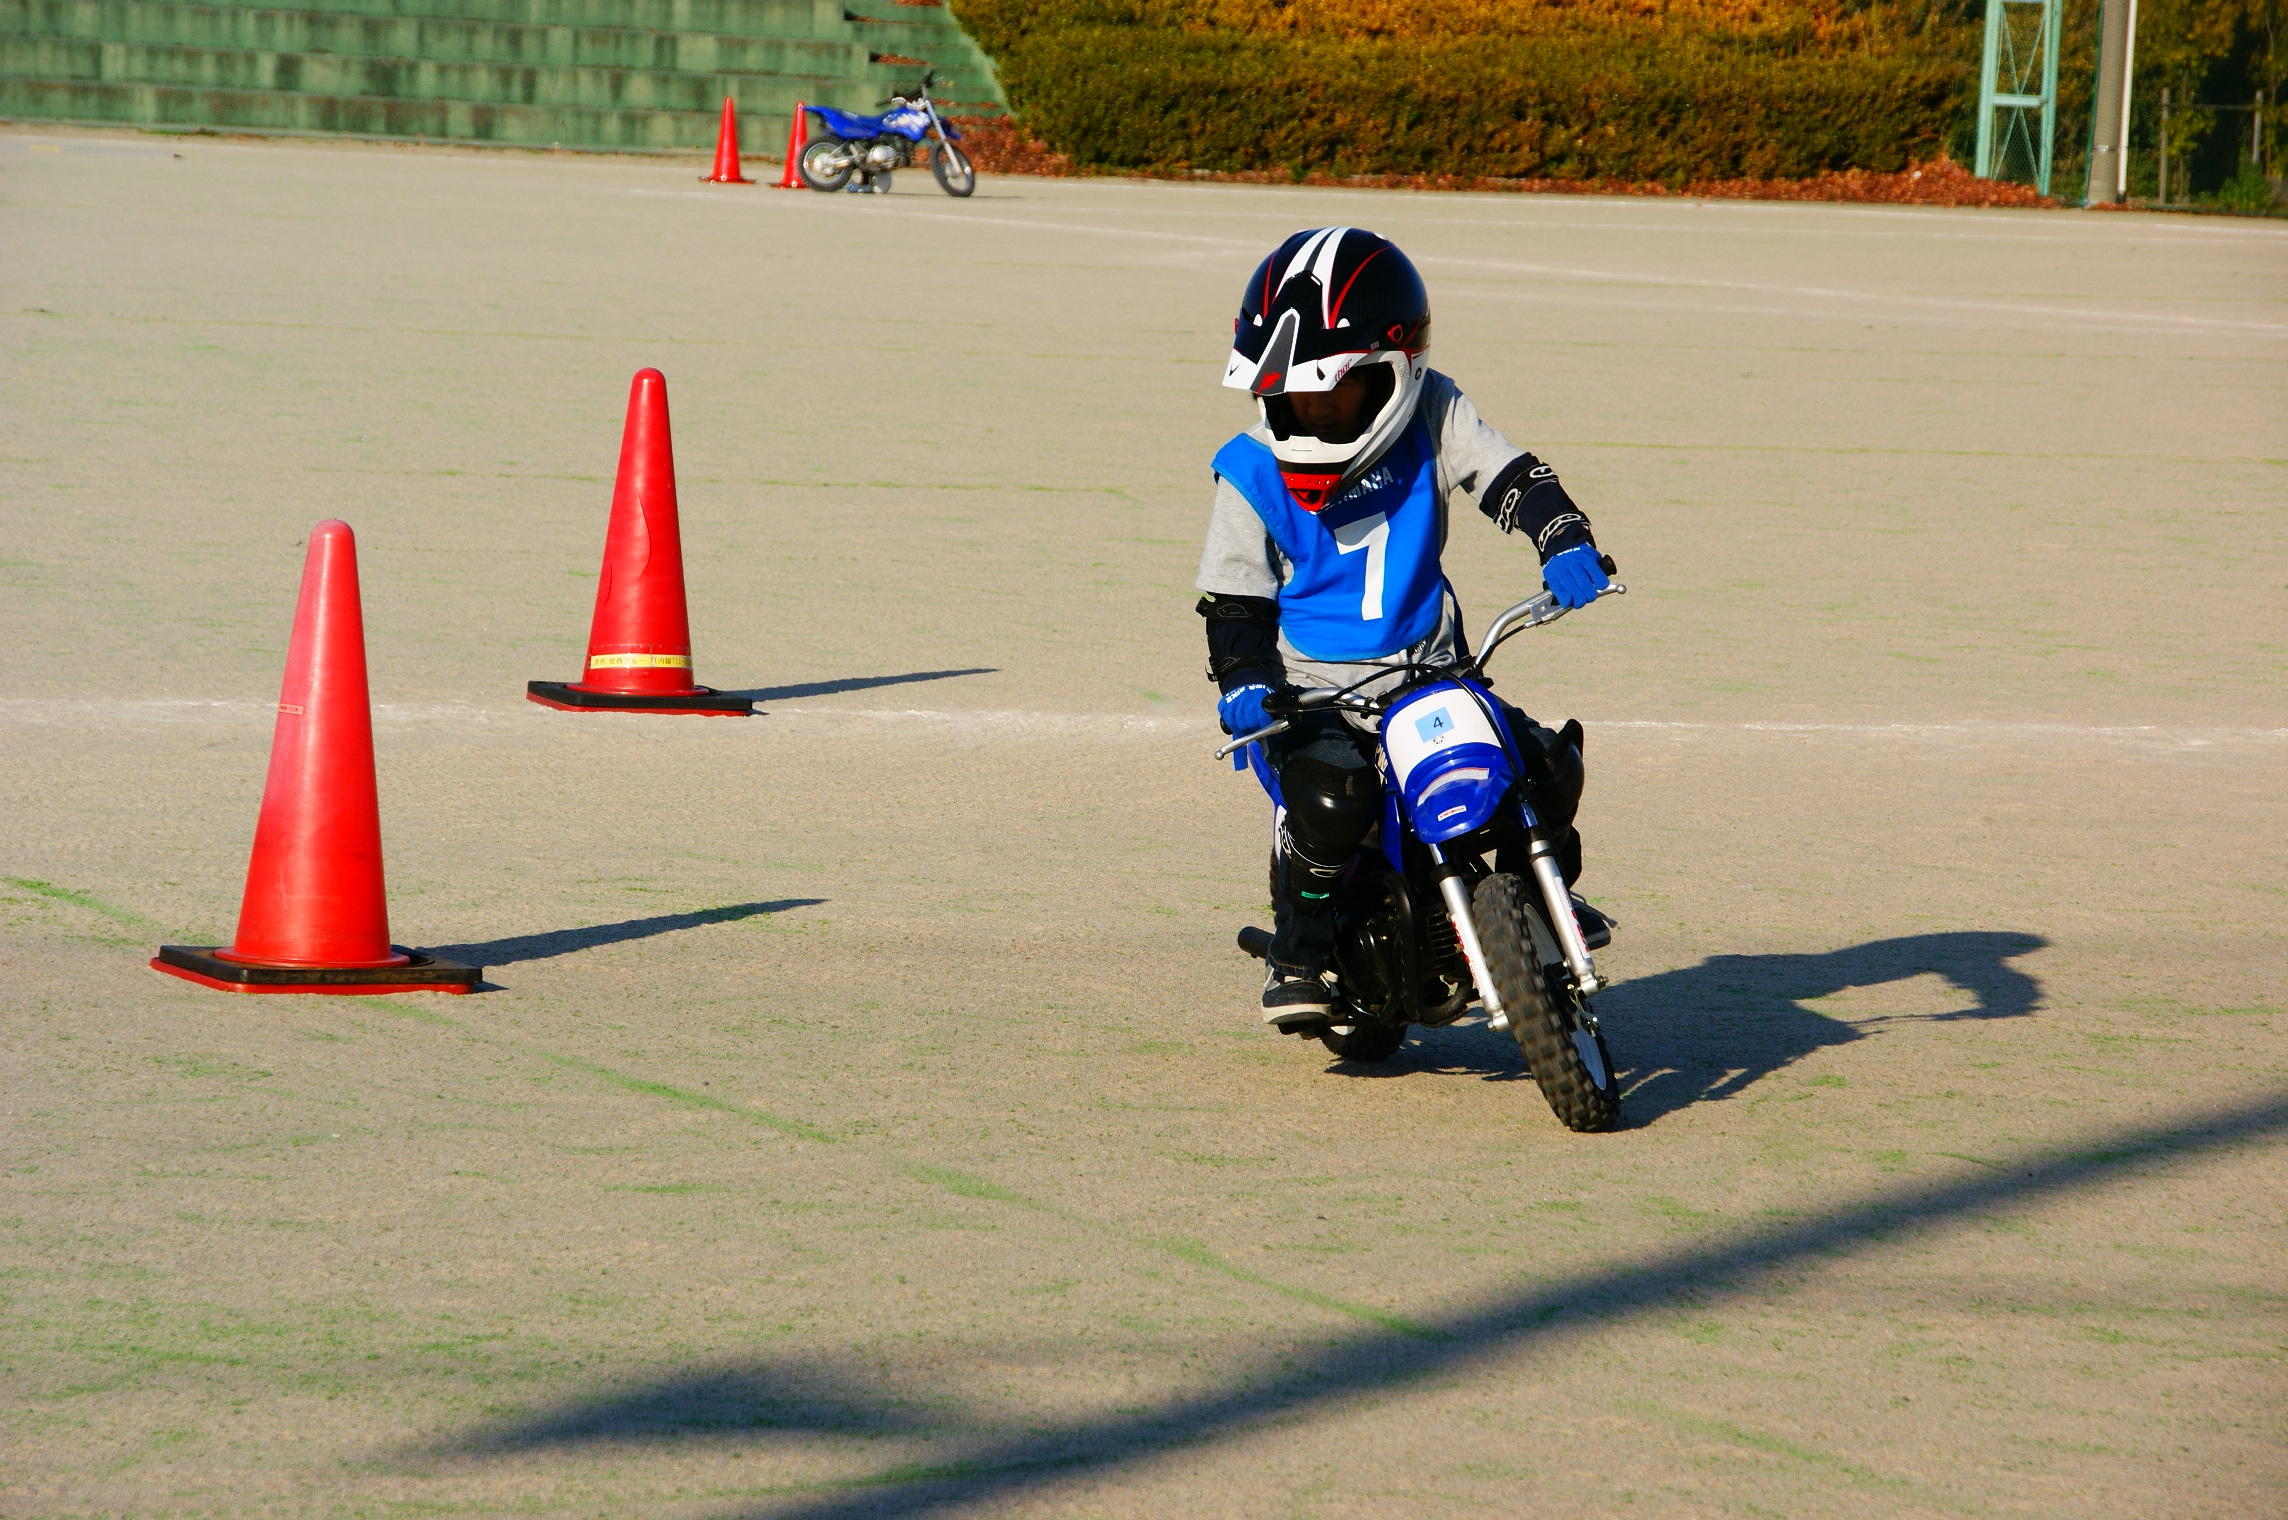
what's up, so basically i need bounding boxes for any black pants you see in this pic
[1265,706,1585,973]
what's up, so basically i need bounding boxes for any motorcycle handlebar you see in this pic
[1210,571,1628,760]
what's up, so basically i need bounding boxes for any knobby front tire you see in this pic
[932,143,976,197]
[1474,873,1621,1132]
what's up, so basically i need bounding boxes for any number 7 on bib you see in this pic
[1334,512,1389,621]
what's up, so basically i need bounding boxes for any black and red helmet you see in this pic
[1223,227,1431,512]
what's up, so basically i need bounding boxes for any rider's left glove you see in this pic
[1542,544,1611,610]
[1217,682,1278,738]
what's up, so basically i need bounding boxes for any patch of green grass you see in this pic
[1619,1398,1966,1508]
[1638,1195,1720,1222]
[4,877,160,940]
[152,1053,270,1082]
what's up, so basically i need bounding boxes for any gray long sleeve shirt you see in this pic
[1194,369,1532,702]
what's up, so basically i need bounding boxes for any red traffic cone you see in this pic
[528,369,751,715]
[774,101,809,189]
[699,96,752,184]
[152,522,480,994]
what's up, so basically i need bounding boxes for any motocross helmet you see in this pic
[1223,226,1430,513]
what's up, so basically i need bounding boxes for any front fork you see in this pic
[1524,830,1606,997]
[1427,830,1604,1034]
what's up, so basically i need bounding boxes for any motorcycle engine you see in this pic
[863,141,901,172]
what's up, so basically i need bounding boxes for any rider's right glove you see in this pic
[1542,544,1612,610]
[1217,682,1278,738]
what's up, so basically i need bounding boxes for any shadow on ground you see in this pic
[441,1362,956,1452]
[421,899,824,968]
[723,668,995,704]
[432,1091,2288,1519]
[1349,931,2046,1124]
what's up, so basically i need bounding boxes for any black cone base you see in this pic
[527,680,753,716]
[152,945,482,995]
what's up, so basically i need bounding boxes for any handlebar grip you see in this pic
[1598,553,1618,576]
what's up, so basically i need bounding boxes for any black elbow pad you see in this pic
[1481,453,1594,562]
[1196,593,1283,688]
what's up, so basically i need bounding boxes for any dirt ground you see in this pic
[2,127,2284,1519]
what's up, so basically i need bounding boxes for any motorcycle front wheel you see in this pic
[798,139,855,192]
[1473,873,1620,1132]
[931,142,976,197]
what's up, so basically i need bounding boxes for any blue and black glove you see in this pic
[1217,682,1279,738]
[1542,545,1612,610]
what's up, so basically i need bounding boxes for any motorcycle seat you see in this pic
[809,105,887,137]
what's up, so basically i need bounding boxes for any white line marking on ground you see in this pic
[0,698,495,724]
[1595,719,2288,749]
[4,698,2282,750]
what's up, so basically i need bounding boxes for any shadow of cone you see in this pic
[774,102,808,189]
[527,370,751,715]
[699,96,752,184]
[152,522,480,994]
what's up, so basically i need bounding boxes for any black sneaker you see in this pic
[1262,963,1336,1027]
[1571,895,1615,950]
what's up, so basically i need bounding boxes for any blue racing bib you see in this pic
[1212,420,1448,663]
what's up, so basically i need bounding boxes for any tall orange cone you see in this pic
[152,522,480,994]
[699,96,752,184]
[773,101,809,189]
[527,369,752,715]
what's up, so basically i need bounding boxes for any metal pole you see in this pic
[2116,0,2138,199]
[1976,0,2004,178]
[2087,0,2133,203]
[2038,0,2063,194]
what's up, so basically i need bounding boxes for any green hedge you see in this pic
[954,6,1970,182]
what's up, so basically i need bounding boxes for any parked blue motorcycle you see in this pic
[1220,573,1625,1131]
[797,71,974,197]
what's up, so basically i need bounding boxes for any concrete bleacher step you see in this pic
[9,0,851,42]
[0,75,802,146]
[0,0,1002,150]
[10,2,868,73]
[5,37,874,113]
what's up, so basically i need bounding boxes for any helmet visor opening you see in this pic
[1262,363,1393,447]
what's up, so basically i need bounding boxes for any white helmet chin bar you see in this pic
[1224,336,1429,510]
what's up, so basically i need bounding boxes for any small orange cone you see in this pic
[774,102,809,189]
[527,369,752,716]
[699,97,752,184]
[152,521,480,994]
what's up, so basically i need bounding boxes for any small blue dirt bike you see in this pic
[796,71,974,197]
[1219,575,1626,1132]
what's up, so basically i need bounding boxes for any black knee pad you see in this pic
[1516,717,1584,833]
[1280,753,1381,865]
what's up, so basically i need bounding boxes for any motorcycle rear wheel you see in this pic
[798,139,855,192]
[932,142,977,197]
[1473,873,1620,1132]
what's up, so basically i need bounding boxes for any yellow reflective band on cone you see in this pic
[587,653,694,670]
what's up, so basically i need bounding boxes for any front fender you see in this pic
[1401,751,1516,843]
[1383,683,1520,844]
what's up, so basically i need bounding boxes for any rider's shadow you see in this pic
[1342,931,2046,1126]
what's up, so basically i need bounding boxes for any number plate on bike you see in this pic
[1382,685,1505,788]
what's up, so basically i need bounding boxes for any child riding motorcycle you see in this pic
[1196,226,1614,1026]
